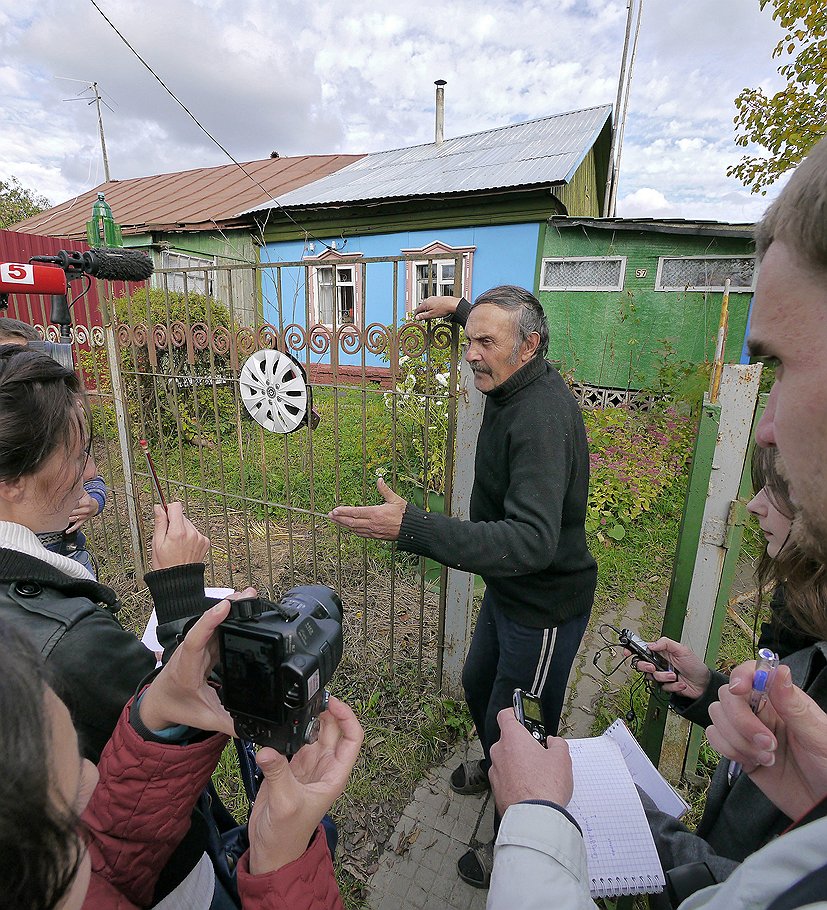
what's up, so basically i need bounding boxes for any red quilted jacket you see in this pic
[81,703,343,909]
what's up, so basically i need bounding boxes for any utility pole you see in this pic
[92,82,111,183]
[604,0,644,216]
[59,78,114,183]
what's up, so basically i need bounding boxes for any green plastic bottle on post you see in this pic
[86,193,123,247]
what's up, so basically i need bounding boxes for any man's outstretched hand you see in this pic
[328,477,407,541]
[413,295,461,321]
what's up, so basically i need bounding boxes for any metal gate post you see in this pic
[640,364,762,776]
[440,359,484,696]
[98,285,145,579]
[639,401,720,763]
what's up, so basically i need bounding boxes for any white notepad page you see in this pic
[602,719,690,818]
[567,735,666,897]
[141,587,234,657]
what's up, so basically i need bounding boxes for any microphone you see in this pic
[80,248,154,281]
[28,248,154,283]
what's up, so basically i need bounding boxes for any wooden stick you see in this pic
[727,604,758,645]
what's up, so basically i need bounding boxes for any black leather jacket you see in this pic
[0,547,205,762]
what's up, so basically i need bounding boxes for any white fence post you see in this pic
[441,360,484,696]
[101,301,145,580]
[659,362,763,780]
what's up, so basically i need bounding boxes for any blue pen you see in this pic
[727,648,779,785]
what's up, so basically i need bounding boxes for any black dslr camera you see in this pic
[217,584,343,756]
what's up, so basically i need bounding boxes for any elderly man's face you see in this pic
[464,303,537,393]
[751,240,827,560]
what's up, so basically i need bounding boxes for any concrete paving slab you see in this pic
[363,596,649,908]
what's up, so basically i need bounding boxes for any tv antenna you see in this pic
[59,78,115,182]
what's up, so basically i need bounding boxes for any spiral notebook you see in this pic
[602,719,689,819]
[567,735,666,897]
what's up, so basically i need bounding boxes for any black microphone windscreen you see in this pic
[82,248,154,282]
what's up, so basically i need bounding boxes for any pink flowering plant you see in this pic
[584,406,695,543]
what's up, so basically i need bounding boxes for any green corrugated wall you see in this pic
[541,227,755,389]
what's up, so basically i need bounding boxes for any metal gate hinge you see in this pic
[701,516,728,547]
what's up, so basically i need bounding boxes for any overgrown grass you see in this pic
[580,471,689,731]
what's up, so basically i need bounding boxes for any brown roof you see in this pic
[13,154,363,239]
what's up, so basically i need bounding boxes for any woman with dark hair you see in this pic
[750,444,824,654]
[0,609,362,910]
[0,344,224,905]
[0,619,87,909]
[0,321,109,578]
[633,445,827,902]
[0,343,209,763]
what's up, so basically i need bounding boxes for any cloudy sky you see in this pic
[1,0,787,223]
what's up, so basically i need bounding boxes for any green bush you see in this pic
[639,340,712,414]
[111,288,237,447]
[585,406,695,543]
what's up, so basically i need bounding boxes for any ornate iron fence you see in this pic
[59,256,463,685]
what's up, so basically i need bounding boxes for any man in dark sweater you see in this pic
[329,285,597,887]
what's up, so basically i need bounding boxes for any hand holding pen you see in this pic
[727,648,779,784]
[139,439,210,570]
[708,660,827,822]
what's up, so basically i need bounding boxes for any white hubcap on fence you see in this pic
[239,350,309,433]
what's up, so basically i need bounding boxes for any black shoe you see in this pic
[457,841,494,888]
[449,759,490,795]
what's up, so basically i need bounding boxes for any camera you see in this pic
[217,584,343,756]
[513,688,547,746]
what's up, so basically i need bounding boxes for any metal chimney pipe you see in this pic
[435,79,446,144]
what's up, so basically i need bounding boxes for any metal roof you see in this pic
[245,105,613,212]
[12,155,363,239]
[548,216,755,239]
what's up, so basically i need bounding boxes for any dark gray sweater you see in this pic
[398,348,596,628]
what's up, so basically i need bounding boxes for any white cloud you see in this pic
[617,187,674,218]
[0,0,792,222]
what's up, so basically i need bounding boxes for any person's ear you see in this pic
[0,477,27,505]
[521,332,541,361]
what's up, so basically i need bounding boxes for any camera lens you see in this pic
[304,717,321,745]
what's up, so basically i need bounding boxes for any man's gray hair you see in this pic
[472,285,549,359]
[755,136,827,270]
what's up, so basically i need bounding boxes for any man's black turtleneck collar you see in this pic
[486,355,547,402]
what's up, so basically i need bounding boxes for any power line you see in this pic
[87,0,334,250]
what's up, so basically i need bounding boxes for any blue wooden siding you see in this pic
[262,223,540,367]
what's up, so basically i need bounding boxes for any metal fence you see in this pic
[58,255,465,687]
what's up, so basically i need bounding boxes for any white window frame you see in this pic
[654,255,756,292]
[158,250,215,295]
[401,241,475,314]
[540,256,626,292]
[414,259,458,302]
[304,250,363,329]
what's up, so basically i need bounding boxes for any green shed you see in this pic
[539,217,756,394]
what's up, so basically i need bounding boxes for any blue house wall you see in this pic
[262,222,540,368]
